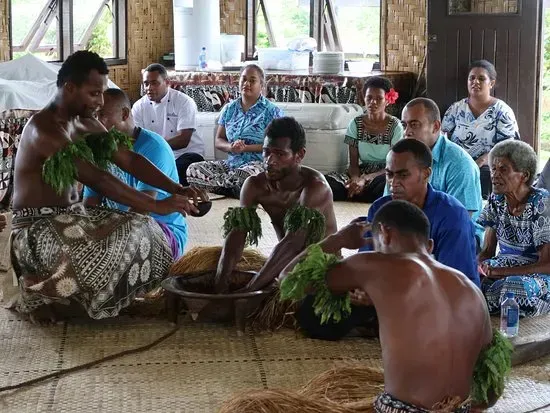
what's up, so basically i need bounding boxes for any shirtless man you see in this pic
[282,200,494,412]
[216,117,337,292]
[10,51,200,322]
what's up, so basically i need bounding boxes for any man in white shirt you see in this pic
[132,63,205,186]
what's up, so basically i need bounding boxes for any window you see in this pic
[255,0,310,49]
[247,0,381,68]
[9,0,127,63]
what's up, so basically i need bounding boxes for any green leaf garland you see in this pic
[42,128,133,195]
[471,329,513,404]
[222,207,263,246]
[283,205,326,246]
[280,244,351,324]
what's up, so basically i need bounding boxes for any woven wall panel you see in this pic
[471,0,518,13]
[124,0,174,101]
[382,0,427,74]
[220,0,247,35]
[0,0,9,62]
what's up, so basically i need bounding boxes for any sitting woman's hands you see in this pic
[230,139,247,154]
[345,175,367,197]
[479,262,506,279]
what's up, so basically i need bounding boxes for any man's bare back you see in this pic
[337,252,491,408]
[282,200,493,410]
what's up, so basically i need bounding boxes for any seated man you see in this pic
[132,63,205,186]
[296,138,479,341]
[83,88,200,259]
[396,97,483,248]
[281,201,506,412]
[215,116,337,293]
[9,51,199,323]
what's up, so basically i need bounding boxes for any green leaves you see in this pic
[222,207,263,246]
[471,329,513,404]
[42,128,133,195]
[42,139,95,195]
[85,128,133,170]
[280,244,351,325]
[283,205,325,246]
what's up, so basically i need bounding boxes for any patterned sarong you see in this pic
[374,392,470,413]
[325,162,386,202]
[326,162,385,187]
[11,205,173,319]
[186,160,264,195]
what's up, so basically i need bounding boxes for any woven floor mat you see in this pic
[0,310,549,413]
[492,314,550,366]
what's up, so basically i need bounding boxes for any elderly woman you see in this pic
[186,64,283,197]
[325,76,403,202]
[442,60,520,199]
[478,140,550,317]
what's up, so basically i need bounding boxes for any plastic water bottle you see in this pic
[198,47,207,70]
[500,292,519,338]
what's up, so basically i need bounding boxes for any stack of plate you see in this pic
[312,51,345,74]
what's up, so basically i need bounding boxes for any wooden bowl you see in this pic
[161,270,273,334]
[189,201,212,217]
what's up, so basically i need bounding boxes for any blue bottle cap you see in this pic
[506,292,515,299]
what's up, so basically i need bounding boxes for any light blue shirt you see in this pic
[385,135,484,242]
[83,128,188,256]
[219,95,284,168]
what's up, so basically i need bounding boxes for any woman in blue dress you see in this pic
[478,140,550,317]
[187,64,283,197]
[442,60,520,199]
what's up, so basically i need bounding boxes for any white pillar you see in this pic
[173,0,221,70]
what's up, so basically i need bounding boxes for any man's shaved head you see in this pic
[103,88,131,109]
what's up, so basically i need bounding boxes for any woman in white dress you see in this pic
[442,60,520,199]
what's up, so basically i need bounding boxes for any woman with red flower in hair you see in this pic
[326,76,402,202]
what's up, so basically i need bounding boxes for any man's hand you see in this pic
[333,219,372,250]
[475,153,489,168]
[0,214,6,232]
[230,140,246,154]
[175,185,209,205]
[153,195,199,216]
[350,289,373,306]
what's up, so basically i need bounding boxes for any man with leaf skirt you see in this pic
[216,117,337,293]
[280,200,512,412]
[7,51,202,323]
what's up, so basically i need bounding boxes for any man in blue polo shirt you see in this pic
[399,98,484,249]
[83,88,188,258]
[363,139,479,285]
[295,139,479,341]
